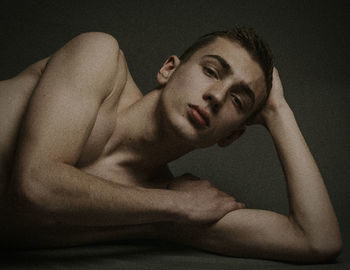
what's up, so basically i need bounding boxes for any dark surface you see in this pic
[1,0,349,268]
[0,240,349,270]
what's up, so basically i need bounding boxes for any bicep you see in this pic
[14,33,123,171]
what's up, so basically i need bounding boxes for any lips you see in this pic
[188,104,210,128]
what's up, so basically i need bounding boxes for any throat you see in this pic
[101,89,193,170]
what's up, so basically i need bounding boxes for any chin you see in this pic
[160,94,215,148]
[168,112,216,149]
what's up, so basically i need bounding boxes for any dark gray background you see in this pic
[1,0,349,268]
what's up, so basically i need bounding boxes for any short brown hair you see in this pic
[180,26,274,121]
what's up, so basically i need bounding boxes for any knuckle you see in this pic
[233,201,246,209]
[227,197,237,205]
[229,200,239,207]
[240,202,247,208]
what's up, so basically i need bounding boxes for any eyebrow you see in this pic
[203,54,232,75]
[203,54,256,108]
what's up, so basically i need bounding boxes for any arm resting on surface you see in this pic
[266,102,342,255]
[11,161,179,226]
[162,72,342,263]
[7,32,179,227]
[163,106,342,263]
[8,32,239,228]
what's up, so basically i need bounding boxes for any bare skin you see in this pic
[0,33,245,247]
[0,32,342,263]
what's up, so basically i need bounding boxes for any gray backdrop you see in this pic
[1,0,349,268]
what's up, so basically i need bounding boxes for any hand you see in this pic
[248,67,288,126]
[167,173,246,225]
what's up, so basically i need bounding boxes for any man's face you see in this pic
[159,37,266,148]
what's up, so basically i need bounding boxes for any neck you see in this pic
[103,89,195,170]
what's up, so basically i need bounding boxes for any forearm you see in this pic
[11,162,179,227]
[265,102,342,250]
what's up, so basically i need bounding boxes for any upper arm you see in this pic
[205,209,311,261]
[173,209,322,263]
[13,32,125,179]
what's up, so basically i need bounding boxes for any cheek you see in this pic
[170,65,207,95]
[164,75,203,111]
[164,75,190,102]
[215,106,244,132]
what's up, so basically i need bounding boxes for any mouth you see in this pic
[188,104,210,128]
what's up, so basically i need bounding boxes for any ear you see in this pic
[157,55,181,86]
[217,126,246,147]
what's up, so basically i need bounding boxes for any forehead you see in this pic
[189,37,267,103]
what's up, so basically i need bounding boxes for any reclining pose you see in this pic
[0,27,342,263]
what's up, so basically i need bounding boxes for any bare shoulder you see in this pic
[74,32,143,108]
[51,32,129,101]
[68,32,121,56]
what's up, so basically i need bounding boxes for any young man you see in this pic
[0,27,342,263]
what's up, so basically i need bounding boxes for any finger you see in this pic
[218,191,236,200]
[227,200,246,211]
[236,202,247,209]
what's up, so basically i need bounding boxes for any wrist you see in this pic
[166,189,196,224]
[163,189,187,222]
[134,186,184,223]
[262,100,293,129]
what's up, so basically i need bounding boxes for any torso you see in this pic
[0,44,173,248]
[0,56,169,201]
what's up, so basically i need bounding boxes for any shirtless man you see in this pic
[0,27,342,263]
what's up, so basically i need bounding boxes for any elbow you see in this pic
[10,164,52,216]
[288,216,343,263]
[307,236,343,263]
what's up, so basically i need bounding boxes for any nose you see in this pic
[203,87,226,113]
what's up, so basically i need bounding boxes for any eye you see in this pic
[231,94,242,108]
[203,67,218,79]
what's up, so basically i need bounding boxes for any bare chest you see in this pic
[75,106,170,189]
[80,156,169,189]
[75,100,117,167]
[76,72,142,168]
[75,89,169,189]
